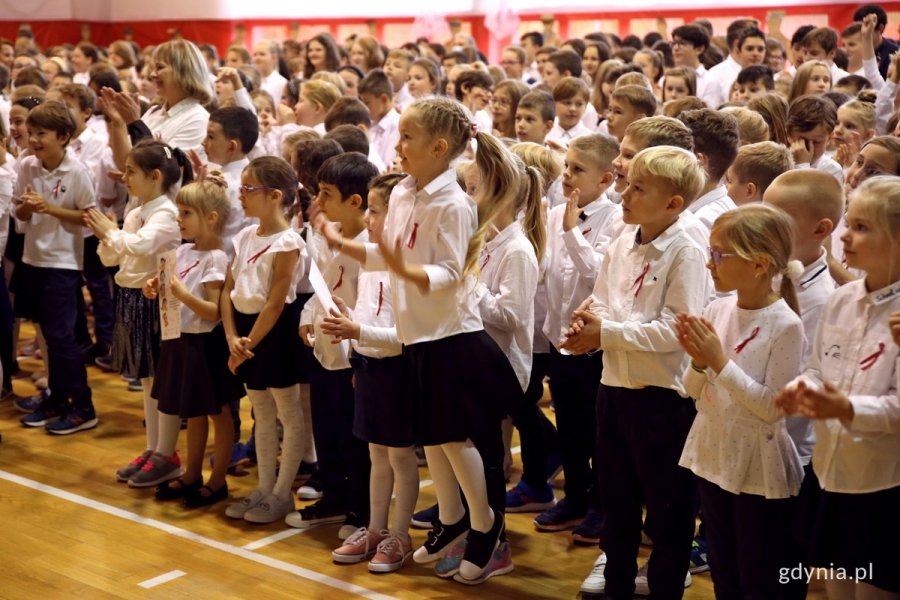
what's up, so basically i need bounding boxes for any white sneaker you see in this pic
[225,489,265,519]
[296,483,323,500]
[580,552,607,596]
[633,562,692,597]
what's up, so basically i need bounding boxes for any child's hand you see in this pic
[169,273,188,301]
[774,381,802,416]
[216,66,243,89]
[20,185,48,213]
[321,306,361,343]
[228,335,254,360]
[861,13,877,42]
[227,354,247,374]
[790,139,813,164]
[890,51,900,84]
[834,132,863,169]
[276,103,296,126]
[560,309,601,355]
[562,187,582,232]
[84,207,119,240]
[259,112,272,135]
[143,276,159,300]
[187,149,208,182]
[309,203,343,248]
[545,139,566,153]
[796,380,854,421]
[299,324,315,347]
[677,313,728,373]
[889,311,900,347]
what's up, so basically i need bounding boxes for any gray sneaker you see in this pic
[225,489,266,519]
[244,493,295,524]
[116,450,153,482]
[127,452,183,488]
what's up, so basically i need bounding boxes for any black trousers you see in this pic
[508,352,559,489]
[596,384,696,600]
[547,347,602,511]
[698,478,792,600]
[309,362,370,519]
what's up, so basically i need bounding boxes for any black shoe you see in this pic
[411,502,438,529]
[183,483,229,508]
[459,511,505,580]
[155,477,202,501]
[412,515,470,564]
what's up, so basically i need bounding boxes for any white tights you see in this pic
[246,385,304,499]
[368,444,418,537]
[424,440,494,532]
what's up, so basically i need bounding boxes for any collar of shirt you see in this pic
[157,97,200,119]
[39,151,79,176]
[139,195,173,221]
[220,157,250,179]
[690,185,729,213]
[418,168,458,199]
[862,278,900,306]
[581,193,612,219]
[631,215,688,252]
[795,249,830,289]
[484,220,522,253]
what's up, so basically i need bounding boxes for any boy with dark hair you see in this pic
[292,152,378,534]
[703,21,766,107]
[515,90,555,144]
[733,64,774,103]
[787,95,842,185]
[678,108,740,230]
[801,27,850,82]
[853,4,899,78]
[543,50,583,88]
[204,105,260,247]
[324,124,370,157]
[323,97,386,172]
[16,100,98,434]
[358,68,399,169]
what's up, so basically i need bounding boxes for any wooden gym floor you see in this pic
[0,330,828,599]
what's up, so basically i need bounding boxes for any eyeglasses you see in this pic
[671,39,694,48]
[708,247,740,266]
[239,184,277,196]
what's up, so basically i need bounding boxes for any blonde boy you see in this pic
[607,85,657,141]
[383,49,414,109]
[726,141,794,205]
[564,146,709,599]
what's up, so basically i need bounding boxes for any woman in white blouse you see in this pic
[676,204,806,600]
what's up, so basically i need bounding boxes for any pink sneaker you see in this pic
[332,527,386,564]
[368,532,413,573]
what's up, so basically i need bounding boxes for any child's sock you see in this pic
[443,440,492,532]
[424,445,466,526]
[247,388,278,495]
[388,446,419,537]
[142,378,159,451]
[156,412,181,457]
[270,384,303,499]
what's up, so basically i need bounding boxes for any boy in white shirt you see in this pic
[788,96,844,185]
[358,69,400,169]
[383,49,414,111]
[545,78,594,149]
[563,146,710,600]
[323,97,387,173]
[678,108,740,230]
[295,153,378,535]
[725,141,794,206]
[536,134,621,544]
[202,106,259,251]
[763,170,843,600]
[16,100,97,434]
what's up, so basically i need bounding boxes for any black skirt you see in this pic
[233,299,304,390]
[111,286,160,379]
[808,480,900,592]
[403,330,520,446]
[153,328,245,418]
[351,352,411,447]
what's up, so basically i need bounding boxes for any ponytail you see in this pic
[129,139,194,194]
[522,166,546,263]
[779,275,800,316]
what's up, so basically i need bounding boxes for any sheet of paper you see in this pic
[307,259,351,358]
[158,249,182,341]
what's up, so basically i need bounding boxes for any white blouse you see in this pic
[680,297,806,499]
[474,221,539,392]
[174,244,227,334]
[794,278,900,494]
[230,225,307,314]
[99,195,180,288]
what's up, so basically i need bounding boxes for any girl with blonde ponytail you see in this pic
[316,97,519,584]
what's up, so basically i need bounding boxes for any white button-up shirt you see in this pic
[701,55,741,108]
[793,278,900,493]
[543,193,621,349]
[689,185,737,231]
[546,120,594,149]
[474,221,538,392]
[371,109,400,169]
[141,98,210,155]
[99,195,181,288]
[591,216,711,395]
[365,169,483,345]
[15,152,96,270]
[681,296,806,499]
[260,70,287,106]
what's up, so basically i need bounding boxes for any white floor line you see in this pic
[418,479,433,489]
[242,528,303,550]
[0,470,395,600]
[138,570,186,589]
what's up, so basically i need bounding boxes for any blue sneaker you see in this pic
[411,503,438,529]
[572,509,604,545]
[453,541,513,585]
[46,410,98,435]
[505,480,556,513]
[21,406,65,428]
[434,537,467,578]
[14,393,45,414]
[534,497,585,532]
[689,537,709,574]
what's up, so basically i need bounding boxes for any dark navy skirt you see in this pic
[351,352,411,447]
[111,286,160,379]
[232,298,304,391]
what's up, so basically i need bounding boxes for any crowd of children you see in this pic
[2,5,900,597]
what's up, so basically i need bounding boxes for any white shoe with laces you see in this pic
[580,552,608,596]
[633,561,692,597]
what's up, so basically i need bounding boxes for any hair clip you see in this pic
[163,146,172,159]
